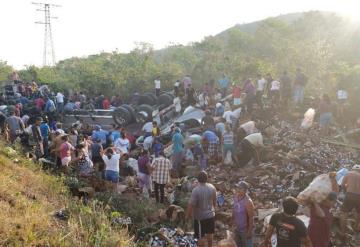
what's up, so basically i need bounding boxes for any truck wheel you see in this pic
[121,104,136,123]
[157,93,173,108]
[138,94,156,106]
[136,104,153,123]
[165,92,175,100]
[144,92,157,102]
[112,106,131,126]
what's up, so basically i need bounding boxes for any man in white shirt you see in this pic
[337,89,348,102]
[154,77,161,97]
[223,107,242,128]
[237,132,267,167]
[270,80,281,106]
[56,92,65,114]
[336,86,348,119]
[223,110,234,124]
[173,96,181,116]
[256,74,267,109]
[142,121,153,137]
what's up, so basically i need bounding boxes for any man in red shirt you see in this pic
[102,97,110,109]
[34,96,45,111]
[233,82,242,106]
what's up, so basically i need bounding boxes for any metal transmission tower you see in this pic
[32,2,61,66]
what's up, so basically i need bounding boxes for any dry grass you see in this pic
[0,145,133,247]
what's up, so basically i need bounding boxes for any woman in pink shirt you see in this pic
[34,97,45,111]
[59,135,75,173]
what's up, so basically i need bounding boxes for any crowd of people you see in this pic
[1,70,358,247]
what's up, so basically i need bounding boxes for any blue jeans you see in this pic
[293,85,304,104]
[223,144,234,154]
[57,102,64,114]
[234,229,253,247]
[319,112,332,127]
[105,170,119,183]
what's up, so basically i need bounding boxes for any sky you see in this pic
[0,0,359,69]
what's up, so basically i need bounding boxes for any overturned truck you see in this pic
[63,92,175,130]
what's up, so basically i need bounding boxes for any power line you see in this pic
[32,2,61,67]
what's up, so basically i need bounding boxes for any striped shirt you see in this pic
[223,131,234,145]
[151,156,171,184]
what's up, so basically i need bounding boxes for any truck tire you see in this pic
[138,94,156,106]
[121,104,136,123]
[112,106,131,126]
[136,104,153,123]
[157,93,173,109]
[144,92,157,102]
[165,92,175,100]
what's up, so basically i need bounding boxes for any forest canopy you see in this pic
[1,11,359,103]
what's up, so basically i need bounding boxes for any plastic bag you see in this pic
[297,174,332,203]
[224,151,233,165]
[185,149,194,161]
[336,168,348,185]
[218,230,236,247]
[300,108,315,129]
[127,158,139,175]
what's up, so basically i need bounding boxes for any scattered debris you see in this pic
[148,227,197,247]
[54,209,69,221]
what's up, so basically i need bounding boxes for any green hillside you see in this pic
[0,144,132,246]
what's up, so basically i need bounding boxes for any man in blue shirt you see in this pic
[110,125,121,142]
[91,125,108,147]
[44,97,56,122]
[20,96,29,106]
[64,101,76,113]
[215,102,225,117]
[40,117,51,158]
[218,74,229,97]
[172,127,184,175]
[202,130,220,162]
[44,97,56,113]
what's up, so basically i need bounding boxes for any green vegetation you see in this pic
[2,11,360,105]
[0,143,133,246]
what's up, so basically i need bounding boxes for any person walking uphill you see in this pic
[233,181,255,247]
[151,151,171,204]
[186,171,217,247]
[293,68,308,105]
[318,94,332,136]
